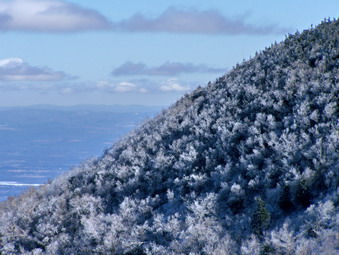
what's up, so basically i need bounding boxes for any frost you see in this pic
[0,19,338,254]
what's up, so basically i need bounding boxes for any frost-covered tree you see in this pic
[0,19,338,254]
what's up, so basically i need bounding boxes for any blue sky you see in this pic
[0,0,338,106]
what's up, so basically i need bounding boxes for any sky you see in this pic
[0,0,338,106]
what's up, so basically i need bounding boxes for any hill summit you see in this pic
[0,19,338,255]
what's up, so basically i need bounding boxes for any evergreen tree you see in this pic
[278,185,294,213]
[251,197,271,236]
[295,179,312,208]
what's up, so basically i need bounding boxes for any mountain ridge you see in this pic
[0,19,338,254]
[0,104,164,113]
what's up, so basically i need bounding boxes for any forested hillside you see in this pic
[0,19,338,255]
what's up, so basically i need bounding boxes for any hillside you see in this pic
[0,19,338,255]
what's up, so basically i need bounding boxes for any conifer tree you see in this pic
[252,197,271,236]
[278,185,294,212]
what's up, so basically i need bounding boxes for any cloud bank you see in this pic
[0,0,111,32]
[96,80,147,93]
[0,58,70,81]
[115,8,288,35]
[96,78,190,93]
[159,78,190,92]
[0,2,287,35]
[112,61,226,76]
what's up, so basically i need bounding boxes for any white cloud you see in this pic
[0,74,194,96]
[0,0,111,32]
[138,87,148,93]
[113,81,137,93]
[159,78,190,92]
[59,87,75,95]
[96,80,147,93]
[0,57,70,81]
[0,57,24,66]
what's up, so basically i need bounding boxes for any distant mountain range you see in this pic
[0,19,338,254]
[0,104,164,113]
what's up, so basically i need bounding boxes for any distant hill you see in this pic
[0,104,163,113]
[0,19,338,255]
